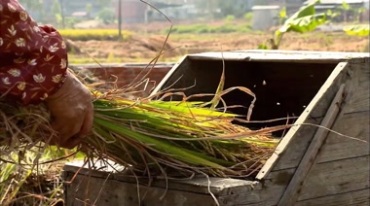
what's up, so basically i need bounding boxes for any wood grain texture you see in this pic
[63,165,295,206]
[297,155,370,201]
[257,62,348,178]
[212,169,295,206]
[64,155,369,206]
[276,61,369,205]
[296,188,370,206]
[277,84,346,206]
[63,163,260,196]
[316,111,369,163]
[260,60,370,177]
[188,51,370,63]
[63,171,218,206]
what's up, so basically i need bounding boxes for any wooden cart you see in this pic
[63,50,370,206]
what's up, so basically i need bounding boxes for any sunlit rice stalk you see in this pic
[1,91,280,179]
[59,29,133,41]
[0,69,283,206]
[82,93,280,177]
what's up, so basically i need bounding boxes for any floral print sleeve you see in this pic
[0,0,68,105]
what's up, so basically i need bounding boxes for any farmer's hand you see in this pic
[46,71,94,149]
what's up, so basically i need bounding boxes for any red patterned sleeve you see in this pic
[0,0,68,105]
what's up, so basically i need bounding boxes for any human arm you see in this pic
[0,0,93,148]
[0,0,68,104]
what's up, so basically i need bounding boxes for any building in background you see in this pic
[304,0,370,22]
[251,5,281,30]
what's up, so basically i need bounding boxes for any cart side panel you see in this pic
[227,60,369,205]
[63,163,261,206]
[297,156,369,201]
[218,168,295,206]
[218,62,351,205]
[63,171,217,206]
[257,62,349,178]
[295,188,369,206]
[295,60,370,204]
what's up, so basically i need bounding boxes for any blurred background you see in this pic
[18,0,370,64]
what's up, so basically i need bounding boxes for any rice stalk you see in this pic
[0,67,284,205]
[1,78,281,178]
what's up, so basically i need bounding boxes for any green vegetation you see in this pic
[165,23,251,34]
[97,8,116,24]
[59,29,132,41]
[343,24,370,37]
[343,24,370,52]
[0,145,81,205]
[243,12,253,22]
[68,55,179,64]
[259,0,328,49]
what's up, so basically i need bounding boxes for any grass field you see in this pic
[66,28,369,64]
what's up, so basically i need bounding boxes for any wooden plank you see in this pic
[189,51,370,63]
[63,162,259,196]
[151,55,188,95]
[340,62,370,114]
[256,62,348,179]
[218,155,369,205]
[64,163,294,206]
[258,60,370,174]
[295,188,370,206]
[316,111,370,163]
[277,84,346,206]
[63,171,218,206]
[217,169,295,206]
[315,61,370,163]
[297,155,370,201]
[63,167,294,206]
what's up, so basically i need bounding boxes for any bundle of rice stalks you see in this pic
[1,69,284,181]
[89,95,281,178]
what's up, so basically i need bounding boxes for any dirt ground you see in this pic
[71,31,369,63]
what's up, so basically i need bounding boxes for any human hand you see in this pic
[46,71,94,149]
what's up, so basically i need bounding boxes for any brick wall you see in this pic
[73,64,173,97]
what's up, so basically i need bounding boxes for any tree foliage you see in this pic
[343,25,370,37]
[259,0,328,50]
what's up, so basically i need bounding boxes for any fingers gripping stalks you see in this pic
[46,71,94,149]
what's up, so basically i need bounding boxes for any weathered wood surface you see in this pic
[64,162,270,206]
[189,50,370,63]
[254,60,369,205]
[296,188,370,206]
[256,62,349,179]
[218,169,295,206]
[276,60,368,205]
[63,162,260,197]
[258,59,370,178]
[314,60,370,163]
[297,155,369,201]
[64,171,218,206]
[316,111,369,163]
[64,167,294,206]
[66,156,368,205]
[218,156,369,205]
[277,84,346,206]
